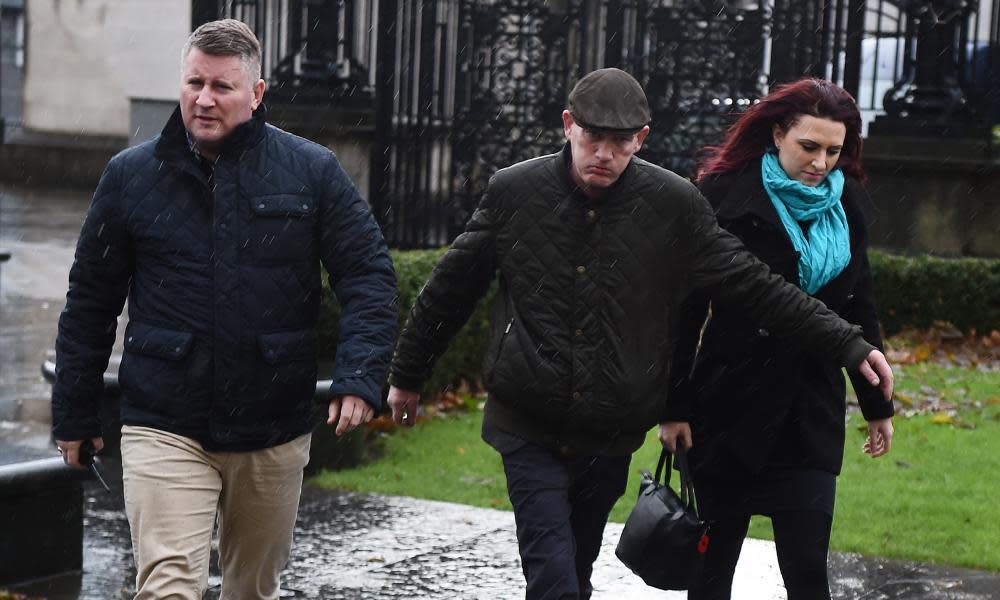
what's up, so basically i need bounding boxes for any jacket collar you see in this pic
[154,103,269,164]
[706,157,784,230]
[558,143,636,204]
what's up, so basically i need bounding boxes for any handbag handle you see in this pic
[654,446,700,516]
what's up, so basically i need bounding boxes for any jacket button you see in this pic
[758,328,770,337]
[302,204,310,210]
[575,329,584,337]
[846,294,855,300]
[258,202,266,209]
[355,368,363,375]
[576,265,586,274]
[586,210,597,223]
[127,336,133,343]
[573,391,582,400]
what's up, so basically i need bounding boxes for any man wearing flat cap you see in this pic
[386,68,893,598]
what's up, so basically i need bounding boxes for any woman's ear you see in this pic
[771,123,784,150]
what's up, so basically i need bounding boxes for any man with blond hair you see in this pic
[53,19,397,598]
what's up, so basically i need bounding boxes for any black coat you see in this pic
[666,160,894,478]
[52,106,398,451]
[390,146,876,456]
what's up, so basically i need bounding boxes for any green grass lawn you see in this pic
[312,363,1000,571]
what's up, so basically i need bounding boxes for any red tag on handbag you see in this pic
[697,533,710,554]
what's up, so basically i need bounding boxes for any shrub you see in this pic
[869,250,1000,335]
[319,249,497,397]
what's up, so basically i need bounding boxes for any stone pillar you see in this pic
[880,0,976,127]
[864,0,999,257]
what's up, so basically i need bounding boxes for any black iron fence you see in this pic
[858,0,1000,130]
[373,0,866,247]
[193,0,1000,248]
[193,0,377,105]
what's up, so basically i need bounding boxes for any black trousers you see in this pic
[497,440,631,600]
[690,510,833,600]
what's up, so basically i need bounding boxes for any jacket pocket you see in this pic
[124,322,194,360]
[249,194,318,264]
[258,329,318,364]
[482,315,514,386]
[252,330,319,417]
[119,322,202,414]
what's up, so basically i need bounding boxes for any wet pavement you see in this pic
[0,184,94,426]
[2,182,1000,599]
[1,455,997,600]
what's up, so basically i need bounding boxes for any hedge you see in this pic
[319,249,999,397]
[869,250,1000,336]
[319,249,496,396]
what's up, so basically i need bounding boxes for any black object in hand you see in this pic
[80,440,112,493]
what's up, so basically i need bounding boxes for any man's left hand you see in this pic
[328,395,374,437]
[857,349,894,402]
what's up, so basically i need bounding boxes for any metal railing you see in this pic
[192,0,377,105]
[858,0,1000,131]
[190,0,1000,248]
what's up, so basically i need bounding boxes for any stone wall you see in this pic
[22,0,188,137]
[864,135,1000,258]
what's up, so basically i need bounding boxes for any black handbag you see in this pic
[615,445,710,590]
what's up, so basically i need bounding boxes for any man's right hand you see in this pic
[658,422,692,453]
[387,386,420,427]
[56,437,104,468]
[857,349,894,402]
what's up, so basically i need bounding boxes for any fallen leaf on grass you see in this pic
[913,344,933,362]
[931,414,953,425]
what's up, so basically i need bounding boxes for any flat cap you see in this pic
[568,68,650,133]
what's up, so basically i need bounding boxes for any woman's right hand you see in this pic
[658,422,693,453]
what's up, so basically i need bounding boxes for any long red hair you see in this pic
[698,78,865,184]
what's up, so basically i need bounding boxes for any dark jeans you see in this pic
[690,510,833,600]
[497,439,631,600]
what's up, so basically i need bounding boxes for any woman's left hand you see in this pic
[863,418,894,458]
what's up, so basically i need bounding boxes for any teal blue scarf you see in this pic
[760,151,850,294]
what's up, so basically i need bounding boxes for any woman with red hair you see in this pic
[661,78,895,599]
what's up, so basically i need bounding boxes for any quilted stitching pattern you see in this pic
[53,107,398,450]
[391,147,871,453]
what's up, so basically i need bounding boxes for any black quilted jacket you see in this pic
[52,105,398,451]
[389,146,874,455]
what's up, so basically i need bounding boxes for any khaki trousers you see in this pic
[121,425,311,600]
